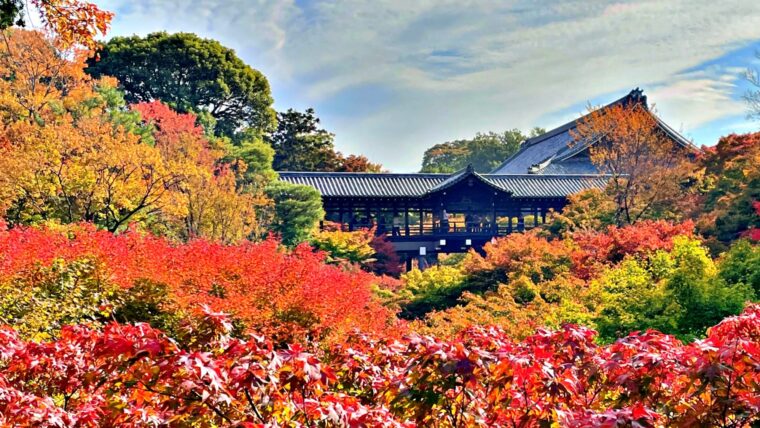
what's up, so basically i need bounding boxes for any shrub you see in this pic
[398,265,467,318]
[719,239,760,298]
[0,222,397,343]
[310,227,375,265]
[592,237,752,342]
[1,305,759,426]
[265,181,324,246]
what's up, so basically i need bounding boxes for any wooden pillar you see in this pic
[541,205,547,224]
[517,211,525,232]
[348,201,354,231]
[533,205,539,227]
[491,197,497,235]
[419,207,424,235]
[404,204,410,236]
[507,215,513,234]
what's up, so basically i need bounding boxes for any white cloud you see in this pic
[98,0,760,170]
[649,75,745,133]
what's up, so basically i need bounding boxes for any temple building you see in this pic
[279,88,693,269]
[491,88,694,175]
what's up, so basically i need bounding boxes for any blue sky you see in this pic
[97,0,760,171]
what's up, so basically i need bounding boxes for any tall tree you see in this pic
[336,154,383,172]
[267,108,340,171]
[267,108,383,172]
[264,181,324,246]
[696,132,760,243]
[573,103,693,225]
[420,128,544,173]
[85,32,276,138]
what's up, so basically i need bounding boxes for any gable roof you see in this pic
[426,164,508,195]
[491,88,695,175]
[279,171,609,199]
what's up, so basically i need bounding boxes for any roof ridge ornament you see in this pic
[626,87,647,108]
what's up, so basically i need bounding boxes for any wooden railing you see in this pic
[334,220,540,238]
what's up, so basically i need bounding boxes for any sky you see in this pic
[96,0,760,172]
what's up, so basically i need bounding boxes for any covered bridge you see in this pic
[278,88,693,268]
[279,166,607,267]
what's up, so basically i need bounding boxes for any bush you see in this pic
[0,258,120,341]
[264,181,324,246]
[1,305,759,426]
[718,239,760,299]
[310,227,375,265]
[398,265,467,318]
[592,237,752,342]
[0,222,396,343]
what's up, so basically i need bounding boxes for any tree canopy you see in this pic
[573,103,695,225]
[268,108,382,172]
[0,0,112,50]
[265,181,325,246]
[0,30,265,243]
[420,128,544,173]
[269,108,339,171]
[85,32,276,138]
[696,132,760,244]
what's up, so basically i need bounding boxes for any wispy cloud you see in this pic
[99,0,760,170]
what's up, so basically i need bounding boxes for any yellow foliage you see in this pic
[0,30,262,242]
[311,228,375,264]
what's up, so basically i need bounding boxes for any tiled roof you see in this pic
[426,165,506,194]
[491,88,695,174]
[278,171,608,199]
[279,172,447,197]
[484,175,608,197]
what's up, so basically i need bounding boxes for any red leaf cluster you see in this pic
[1,305,758,426]
[571,220,695,278]
[131,101,205,142]
[0,222,395,341]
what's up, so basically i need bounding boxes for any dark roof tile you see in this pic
[491,88,694,174]
[278,172,607,199]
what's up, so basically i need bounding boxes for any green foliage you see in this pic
[420,128,544,173]
[718,239,760,299]
[111,279,178,332]
[0,258,118,341]
[265,181,324,246]
[85,32,276,138]
[398,265,468,318]
[0,0,23,29]
[228,137,277,187]
[592,237,752,342]
[268,108,340,171]
[547,188,617,235]
[0,257,175,342]
[93,82,156,145]
[310,228,375,265]
[591,258,679,341]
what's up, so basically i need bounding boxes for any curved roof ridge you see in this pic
[490,87,694,175]
[425,164,509,195]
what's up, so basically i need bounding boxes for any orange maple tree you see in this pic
[573,102,694,225]
[28,0,112,51]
